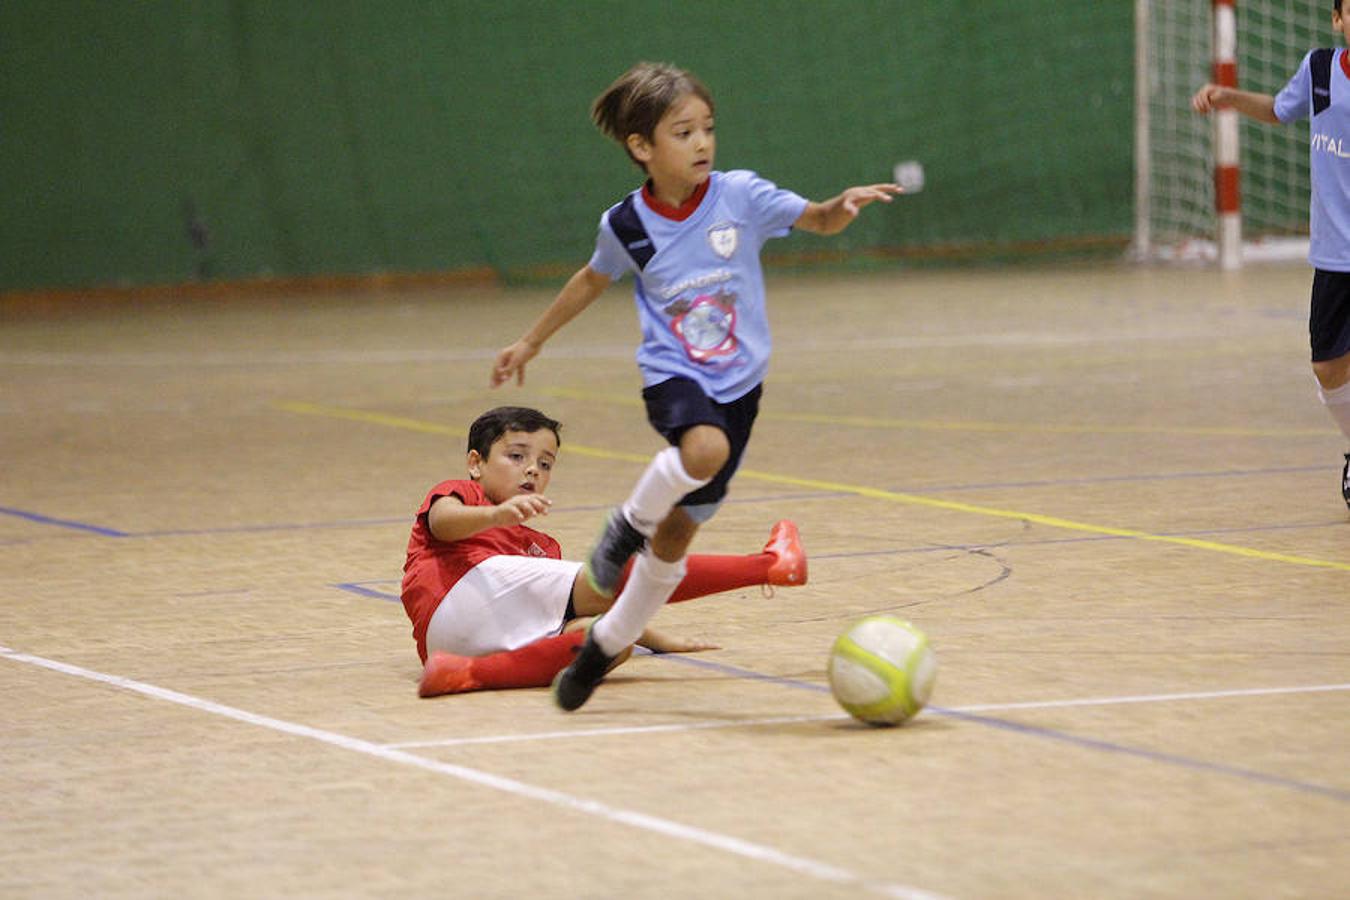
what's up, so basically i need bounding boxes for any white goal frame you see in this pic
[1134,0,1319,269]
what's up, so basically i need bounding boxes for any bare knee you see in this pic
[1313,353,1350,390]
[651,507,699,562]
[678,425,729,481]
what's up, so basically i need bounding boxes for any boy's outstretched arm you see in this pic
[1191,84,1279,124]
[794,182,902,236]
[490,265,611,387]
[427,493,553,543]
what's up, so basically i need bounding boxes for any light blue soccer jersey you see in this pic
[587,169,809,402]
[1275,48,1350,270]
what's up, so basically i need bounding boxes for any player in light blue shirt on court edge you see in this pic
[1192,0,1350,512]
[491,61,900,709]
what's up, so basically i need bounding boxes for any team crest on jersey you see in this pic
[527,542,547,557]
[707,222,738,259]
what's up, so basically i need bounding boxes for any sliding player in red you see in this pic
[404,406,805,697]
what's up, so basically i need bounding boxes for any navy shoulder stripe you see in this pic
[608,195,655,271]
[1311,47,1334,116]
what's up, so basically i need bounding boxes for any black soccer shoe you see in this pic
[1341,453,1350,510]
[583,509,646,598]
[552,630,617,712]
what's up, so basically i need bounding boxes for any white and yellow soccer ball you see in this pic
[827,616,936,726]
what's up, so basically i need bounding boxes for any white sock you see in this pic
[621,447,709,537]
[1318,380,1350,443]
[592,552,686,655]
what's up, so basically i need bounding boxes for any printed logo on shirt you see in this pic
[665,291,739,363]
[1312,132,1350,158]
[527,542,547,557]
[707,222,739,259]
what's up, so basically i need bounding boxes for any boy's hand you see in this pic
[838,182,903,218]
[637,628,720,653]
[1191,83,1225,114]
[493,493,551,525]
[491,340,539,387]
[796,183,902,235]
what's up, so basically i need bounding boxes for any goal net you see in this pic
[1135,0,1325,264]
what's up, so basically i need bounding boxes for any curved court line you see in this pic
[729,469,1350,572]
[278,401,1350,573]
[0,644,944,900]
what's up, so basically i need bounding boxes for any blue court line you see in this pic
[332,514,1346,600]
[335,581,400,601]
[337,581,1349,799]
[0,493,831,541]
[658,655,1350,803]
[1,464,1337,540]
[0,506,128,537]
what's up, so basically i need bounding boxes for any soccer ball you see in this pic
[827,616,936,726]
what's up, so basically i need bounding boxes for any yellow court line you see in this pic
[278,401,1350,573]
[732,469,1350,571]
[275,401,653,464]
[537,387,1335,438]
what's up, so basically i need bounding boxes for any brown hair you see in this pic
[590,62,715,170]
[467,407,561,459]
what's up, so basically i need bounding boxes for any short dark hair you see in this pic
[591,62,715,170]
[467,407,561,458]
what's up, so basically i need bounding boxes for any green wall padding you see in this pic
[0,1,1133,292]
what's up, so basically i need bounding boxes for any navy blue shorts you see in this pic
[1311,269,1350,362]
[641,377,762,519]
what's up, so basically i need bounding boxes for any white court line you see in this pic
[386,713,849,749]
[0,645,945,900]
[951,682,1350,713]
[390,682,1350,749]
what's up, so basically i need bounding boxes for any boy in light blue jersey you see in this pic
[1193,1,1350,512]
[491,61,900,710]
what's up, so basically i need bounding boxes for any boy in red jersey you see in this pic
[404,406,805,697]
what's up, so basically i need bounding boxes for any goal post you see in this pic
[1135,0,1324,267]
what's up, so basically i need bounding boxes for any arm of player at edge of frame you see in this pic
[1190,84,1279,125]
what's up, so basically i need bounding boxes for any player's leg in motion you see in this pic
[1310,271,1350,509]
[583,446,706,596]
[419,521,806,697]
[1313,351,1350,509]
[559,424,730,710]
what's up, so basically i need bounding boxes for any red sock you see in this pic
[615,552,774,605]
[468,631,586,690]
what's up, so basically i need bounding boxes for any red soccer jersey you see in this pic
[401,479,561,662]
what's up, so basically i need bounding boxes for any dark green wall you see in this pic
[1,1,1134,292]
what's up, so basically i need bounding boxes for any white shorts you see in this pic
[424,555,583,657]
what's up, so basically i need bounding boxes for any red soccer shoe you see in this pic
[763,519,807,586]
[419,652,481,697]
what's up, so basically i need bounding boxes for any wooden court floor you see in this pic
[2,262,1347,898]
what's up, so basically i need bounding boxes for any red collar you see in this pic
[1341,48,1350,81]
[641,178,710,221]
